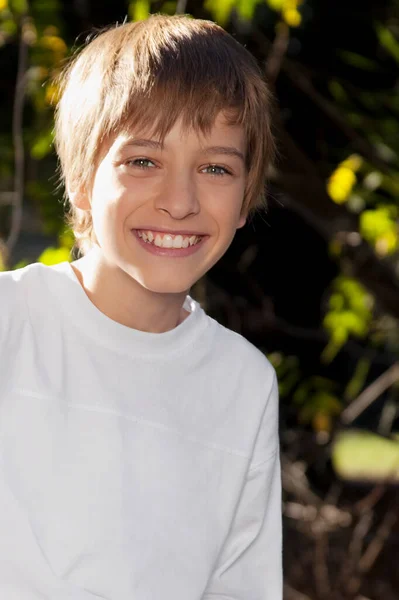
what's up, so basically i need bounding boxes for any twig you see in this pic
[0,192,17,206]
[377,391,398,436]
[313,533,330,599]
[254,29,395,175]
[283,583,313,600]
[353,485,386,514]
[6,12,29,260]
[264,22,290,84]
[281,454,323,507]
[344,506,397,597]
[341,511,373,594]
[341,363,399,424]
[175,0,188,14]
[358,505,397,573]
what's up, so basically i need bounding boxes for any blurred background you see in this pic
[1,0,399,598]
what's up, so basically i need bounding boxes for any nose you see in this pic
[154,171,200,220]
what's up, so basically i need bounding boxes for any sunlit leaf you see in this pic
[129,0,150,22]
[236,0,259,21]
[1,18,17,35]
[0,248,6,271]
[322,276,373,361]
[283,7,301,27]
[58,228,75,250]
[267,0,303,27]
[375,229,398,257]
[45,82,61,106]
[9,0,27,14]
[204,0,235,26]
[360,208,398,255]
[30,128,54,159]
[332,430,399,482]
[37,246,71,265]
[328,169,356,203]
[40,34,67,55]
[344,358,370,402]
[267,0,285,10]
[327,156,362,204]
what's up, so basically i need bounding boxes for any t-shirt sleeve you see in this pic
[202,371,282,600]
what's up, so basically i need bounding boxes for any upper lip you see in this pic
[134,227,207,236]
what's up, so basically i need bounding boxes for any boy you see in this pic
[0,14,281,600]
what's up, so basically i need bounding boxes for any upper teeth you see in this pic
[137,230,202,249]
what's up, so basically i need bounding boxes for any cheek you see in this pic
[212,190,245,230]
[92,174,129,218]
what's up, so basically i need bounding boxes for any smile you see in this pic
[136,230,203,249]
[132,229,207,258]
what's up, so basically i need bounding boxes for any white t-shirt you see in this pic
[0,261,282,599]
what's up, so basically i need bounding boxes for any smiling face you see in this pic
[72,112,247,295]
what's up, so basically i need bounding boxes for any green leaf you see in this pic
[267,0,285,10]
[1,18,17,35]
[204,0,236,26]
[328,80,348,103]
[236,0,259,21]
[344,358,371,402]
[376,23,399,64]
[58,227,75,250]
[30,127,54,159]
[338,50,379,71]
[12,259,29,270]
[332,430,399,482]
[129,0,150,22]
[160,1,177,15]
[37,246,71,265]
[9,0,27,14]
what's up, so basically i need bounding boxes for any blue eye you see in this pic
[128,158,156,169]
[203,165,232,176]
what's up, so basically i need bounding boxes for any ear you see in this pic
[68,185,90,210]
[236,212,247,229]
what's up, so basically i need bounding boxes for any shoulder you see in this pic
[0,262,53,337]
[208,316,276,392]
[0,261,46,297]
[203,316,279,462]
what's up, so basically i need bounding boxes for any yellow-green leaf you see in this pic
[376,24,399,64]
[332,430,399,482]
[37,246,71,265]
[204,0,235,26]
[129,0,150,22]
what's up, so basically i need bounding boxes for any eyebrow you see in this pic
[120,139,245,163]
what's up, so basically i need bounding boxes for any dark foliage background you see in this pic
[1,1,399,598]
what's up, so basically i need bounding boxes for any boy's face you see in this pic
[74,111,248,294]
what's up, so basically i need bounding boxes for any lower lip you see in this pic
[132,230,208,257]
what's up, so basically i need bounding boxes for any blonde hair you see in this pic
[54,14,276,254]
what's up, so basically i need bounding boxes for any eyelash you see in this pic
[126,158,232,176]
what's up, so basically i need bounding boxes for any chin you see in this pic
[134,275,192,296]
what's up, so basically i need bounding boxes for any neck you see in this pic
[70,247,190,333]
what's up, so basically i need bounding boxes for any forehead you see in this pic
[114,111,246,153]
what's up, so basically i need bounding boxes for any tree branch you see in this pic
[6,12,29,261]
[341,363,399,424]
[175,0,188,15]
[264,22,290,85]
